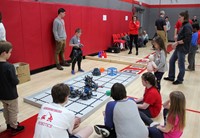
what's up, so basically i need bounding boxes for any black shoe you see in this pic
[164,77,174,82]
[61,62,70,67]
[136,51,138,55]
[11,125,25,135]
[172,80,183,85]
[128,51,132,54]
[56,64,64,70]
[185,68,195,71]
[7,122,19,130]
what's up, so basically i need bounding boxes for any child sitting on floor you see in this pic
[34,83,93,138]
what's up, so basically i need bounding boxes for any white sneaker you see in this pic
[101,128,110,137]
[94,125,110,137]
[150,122,160,127]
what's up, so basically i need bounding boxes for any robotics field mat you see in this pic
[24,70,139,121]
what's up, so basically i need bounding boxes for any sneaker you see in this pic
[172,80,182,85]
[94,125,110,137]
[94,125,101,135]
[78,69,84,72]
[71,70,75,75]
[61,62,70,67]
[11,125,25,135]
[150,122,160,127]
[128,51,132,54]
[101,128,110,137]
[164,77,174,82]
[56,64,64,70]
[136,51,138,55]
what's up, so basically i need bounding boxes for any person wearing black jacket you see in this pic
[164,11,192,85]
[0,41,25,135]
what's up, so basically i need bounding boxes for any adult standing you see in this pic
[128,15,140,55]
[155,10,167,45]
[53,8,70,70]
[174,17,193,41]
[165,16,170,42]
[164,11,192,85]
[192,15,199,24]
[0,12,6,41]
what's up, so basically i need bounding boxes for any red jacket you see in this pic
[129,20,140,35]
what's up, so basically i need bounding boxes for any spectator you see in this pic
[53,8,70,70]
[192,15,199,24]
[186,23,199,71]
[155,10,167,45]
[0,41,25,135]
[94,83,148,138]
[136,72,162,126]
[152,36,168,92]
[128,15,140,55]
[0,12,6,41]
[165,16,170,42]
[148,91,186,138]
[142,30,149,46]
[164,11,192,85]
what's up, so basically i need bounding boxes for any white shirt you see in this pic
[0,23,6,41]
[34,103,75,138]
[166,21,171,31]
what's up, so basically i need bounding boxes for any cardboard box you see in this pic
[13,62,31,84]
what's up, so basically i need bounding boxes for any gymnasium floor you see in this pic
[0,42,200,138]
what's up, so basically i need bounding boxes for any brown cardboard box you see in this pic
[13,62,31,84]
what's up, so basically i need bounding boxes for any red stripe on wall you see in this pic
[120,0,200,8]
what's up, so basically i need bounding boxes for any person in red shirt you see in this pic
[128,15,140,55]
[136,72,162,126]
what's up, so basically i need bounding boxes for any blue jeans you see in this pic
[148,127,164,138]
[168,49,186,82]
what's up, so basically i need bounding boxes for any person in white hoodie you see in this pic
[0,12,6,41]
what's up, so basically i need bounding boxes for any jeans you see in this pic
[168,49,186,82]
[187,46,197,70]
[148,127,164,138]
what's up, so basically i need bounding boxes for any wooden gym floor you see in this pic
[0,42,200,138]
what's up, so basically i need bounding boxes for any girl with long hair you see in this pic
[152,36,168,91]
[148,91,186,138]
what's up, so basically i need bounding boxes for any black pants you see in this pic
[154,71,164,92]
[71,56,82,71]
[137,101,153,126]
[163,108,169,125]
[129,34,138,53]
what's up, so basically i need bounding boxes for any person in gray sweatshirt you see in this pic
[53,8,70,70]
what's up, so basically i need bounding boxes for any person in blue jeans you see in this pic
[164,11,192,85]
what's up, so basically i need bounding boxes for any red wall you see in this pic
[0,0,132,70]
